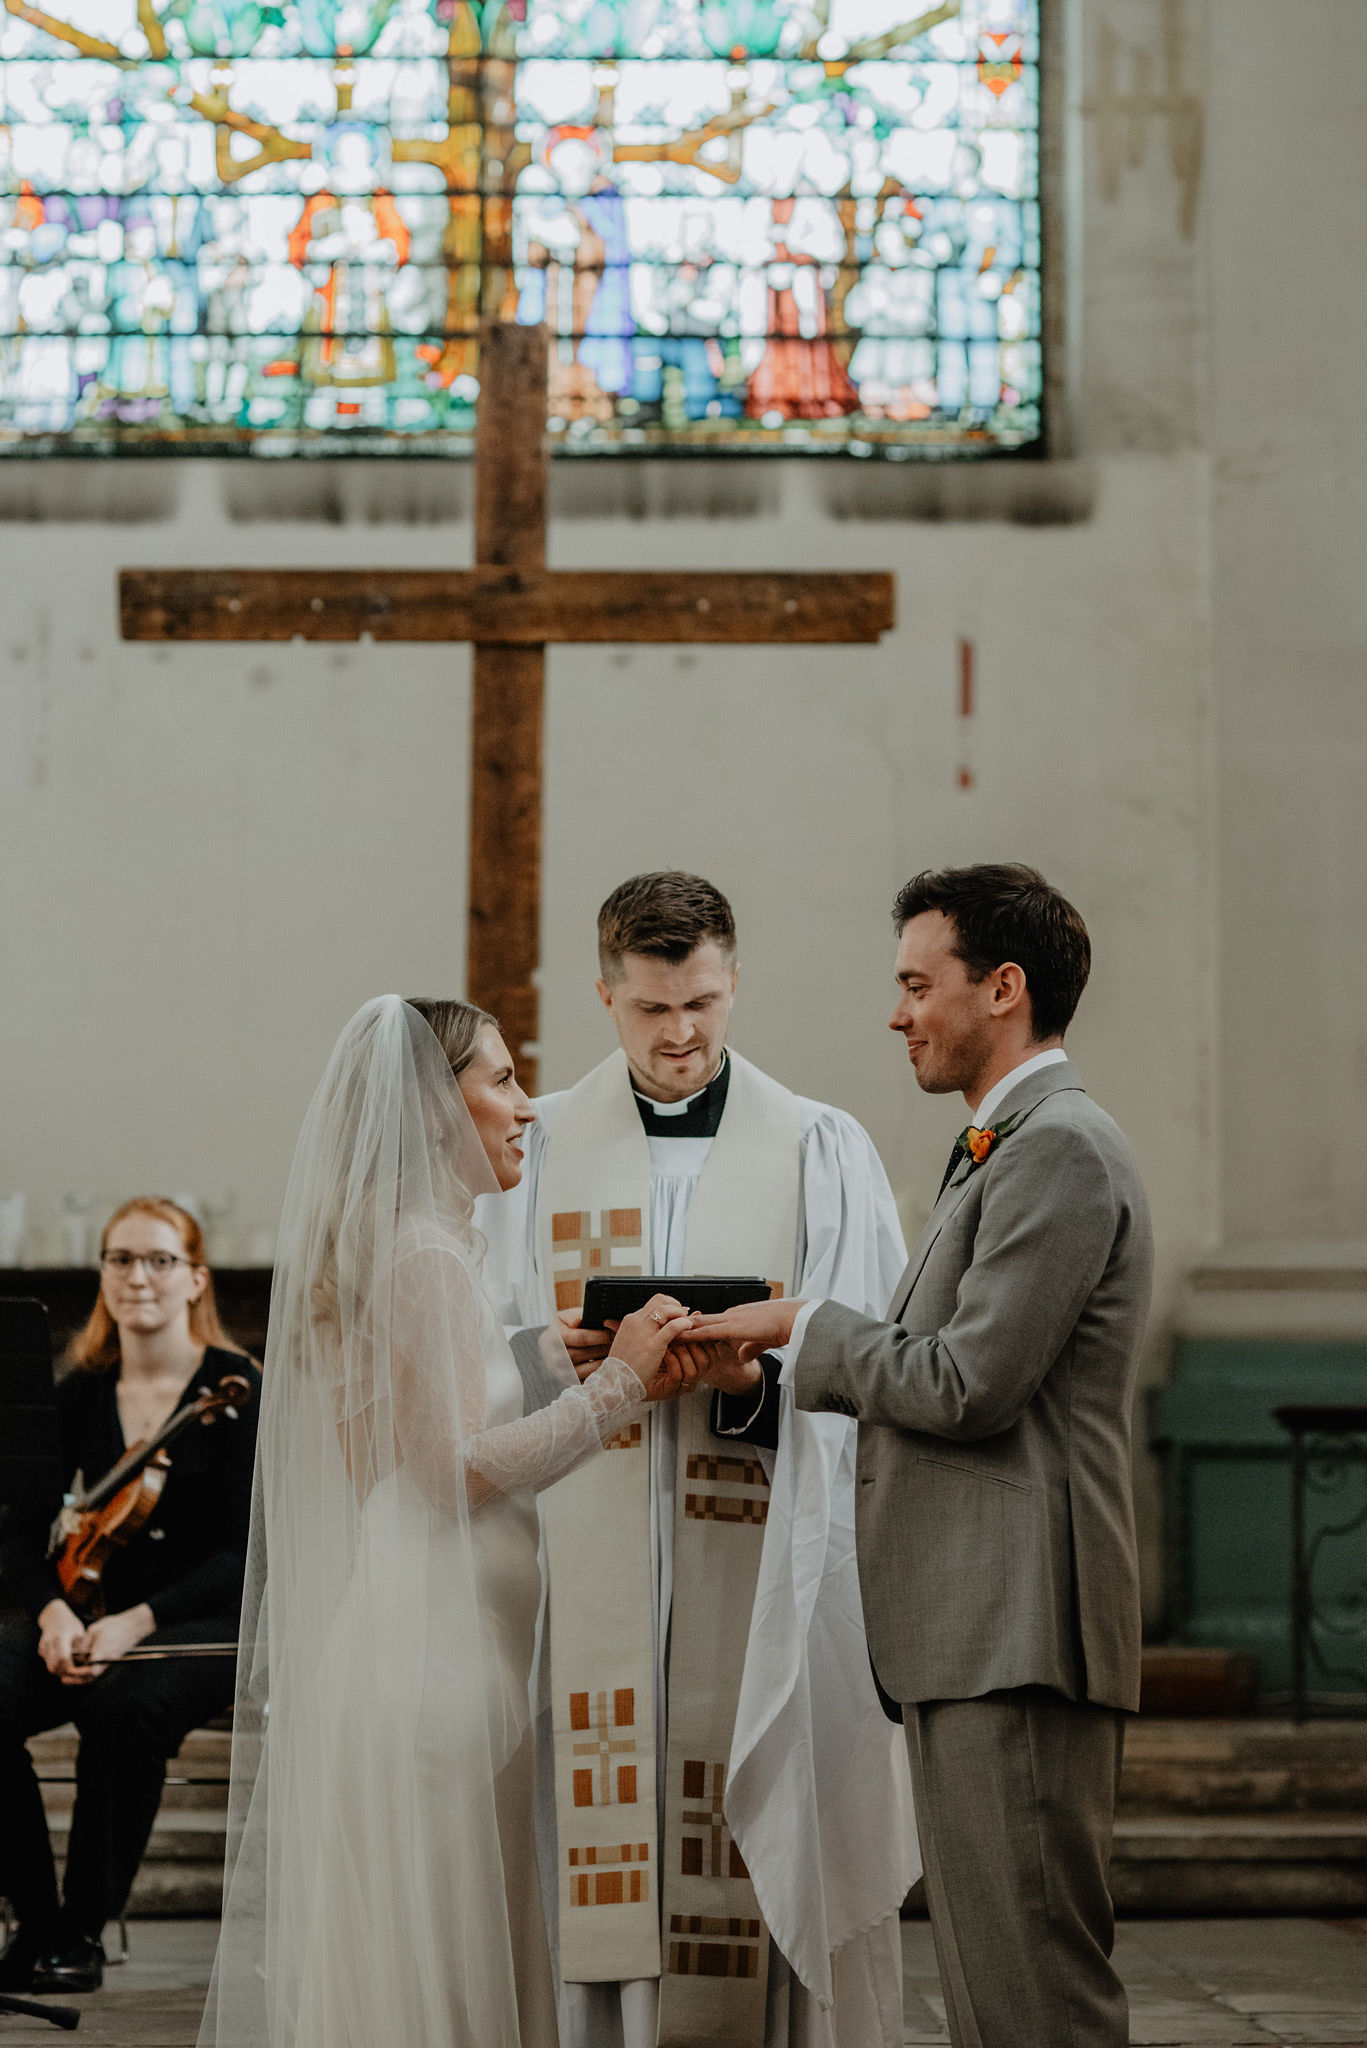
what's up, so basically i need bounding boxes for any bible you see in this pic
[580,1273,772,1328]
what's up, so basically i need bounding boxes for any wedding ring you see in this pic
[650,1310,666,1325]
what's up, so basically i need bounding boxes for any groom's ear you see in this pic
[595,977,615,1013]
[990,962,1030,1018]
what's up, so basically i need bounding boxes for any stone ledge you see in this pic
[1121,1718,1367,1812]
[30,1726,230,1774]
[1110,1858,1367,1916]
[122,1863,227,1918]
[1178,1246,1367,1340]
[36,1718,1367,1920]
[1116,1817,1367,1861]
[0,453,1097,529]
[49,1811,227,1864]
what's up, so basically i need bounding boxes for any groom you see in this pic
[693,864,1153,2048]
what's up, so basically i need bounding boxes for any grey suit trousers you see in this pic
[905,1688,1127,2048]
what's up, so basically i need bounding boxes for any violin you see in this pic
[52,1371,253,1617]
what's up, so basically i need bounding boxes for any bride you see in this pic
[200,996,697,2048]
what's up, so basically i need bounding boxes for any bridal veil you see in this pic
[200,996,574,2048]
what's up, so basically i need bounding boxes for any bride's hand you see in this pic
[607,1295,699,1399]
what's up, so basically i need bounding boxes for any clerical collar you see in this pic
[632,1051,731,1138]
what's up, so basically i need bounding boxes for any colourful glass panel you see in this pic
[0,0,1042,456]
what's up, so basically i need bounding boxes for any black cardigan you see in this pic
[1,1345,261,1628]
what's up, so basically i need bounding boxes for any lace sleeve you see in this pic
[461,1357,648,1512]
[390,1237,648,1518]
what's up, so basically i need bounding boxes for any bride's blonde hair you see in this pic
[403,998,499,1077]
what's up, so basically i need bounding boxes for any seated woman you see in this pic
[0,1197,260,1996]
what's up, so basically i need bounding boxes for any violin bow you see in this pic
[73,1641,239,1665]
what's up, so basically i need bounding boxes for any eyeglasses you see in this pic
[100,1251,192,1277]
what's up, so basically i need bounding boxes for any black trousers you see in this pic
[0,1614,237,1941]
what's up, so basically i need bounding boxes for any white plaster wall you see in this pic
[2,456,1215,1231]
[0,509,475,1260]
[1207,0,1367,1248]
[538,452,1214,1264]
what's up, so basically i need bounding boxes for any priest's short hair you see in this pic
[597,872,737,981]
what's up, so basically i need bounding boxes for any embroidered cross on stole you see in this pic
[540,1048,800,2048]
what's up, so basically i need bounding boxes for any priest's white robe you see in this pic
[479,1058,919,2048]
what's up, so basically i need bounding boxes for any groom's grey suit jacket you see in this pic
[795,1060,1152,1712]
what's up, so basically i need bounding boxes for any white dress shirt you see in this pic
[968,1045,1068,1134]
[784,1045,1071,1377]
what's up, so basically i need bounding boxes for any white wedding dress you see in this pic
[200,1001,651,2048]
[291,1264,649,2048]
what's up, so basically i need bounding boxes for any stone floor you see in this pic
[0,1921,213,2045]
[4,1919,1367,2044]
[902,1918,1367,2046]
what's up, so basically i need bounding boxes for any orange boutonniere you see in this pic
[950,1107,1029,1185]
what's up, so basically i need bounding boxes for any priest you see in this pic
[481,871,918,2048]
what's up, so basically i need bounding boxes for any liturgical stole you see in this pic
[541,1049,800,2048]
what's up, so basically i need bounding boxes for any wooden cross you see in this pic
[120,322,895,1091]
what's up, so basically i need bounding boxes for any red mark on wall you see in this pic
[957,637,976,790]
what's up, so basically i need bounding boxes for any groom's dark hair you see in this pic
[598,872,737,981]
[893,864,1091,1040]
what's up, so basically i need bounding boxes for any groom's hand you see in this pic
[689,1298,804,1364]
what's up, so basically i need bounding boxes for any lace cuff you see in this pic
[461,1357,648,1512]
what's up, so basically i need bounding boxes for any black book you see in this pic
[580,1274,772,1329]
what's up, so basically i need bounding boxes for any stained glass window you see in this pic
[0,0,1041,456]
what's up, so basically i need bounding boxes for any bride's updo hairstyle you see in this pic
[404,998,500,1077]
